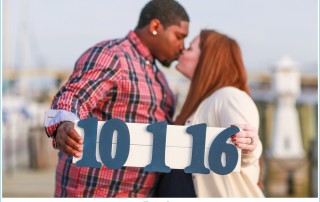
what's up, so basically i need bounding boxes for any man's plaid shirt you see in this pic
[44,31,175,197]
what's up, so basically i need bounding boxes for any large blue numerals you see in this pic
[99,118,130,169]
[76,118,130,169]
[76,117,101,168]
[184,124,210,174]
[184,124,239,175]
[208,125,239,175]
[76,118,239,175]
[145,121,171,173]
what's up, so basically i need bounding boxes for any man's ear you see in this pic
[149,19,161,36]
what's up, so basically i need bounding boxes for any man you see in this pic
[44,0,189,197]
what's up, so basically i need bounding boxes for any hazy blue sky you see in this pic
[3,0,318,72]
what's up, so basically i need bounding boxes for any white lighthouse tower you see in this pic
[269,56,305,160]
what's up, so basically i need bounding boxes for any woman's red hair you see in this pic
[175,30,250,125]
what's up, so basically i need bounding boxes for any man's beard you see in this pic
[159,59,172,68]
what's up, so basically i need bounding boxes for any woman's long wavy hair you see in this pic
[175,30,250,125]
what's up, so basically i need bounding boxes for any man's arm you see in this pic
[44,48,122,156]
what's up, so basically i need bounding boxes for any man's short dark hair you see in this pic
[136,0,189,29]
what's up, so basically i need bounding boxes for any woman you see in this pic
[173,29,264,197]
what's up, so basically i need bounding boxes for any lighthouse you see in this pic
[269,56,305,159]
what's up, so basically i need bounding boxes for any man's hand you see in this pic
[55,121,83,157]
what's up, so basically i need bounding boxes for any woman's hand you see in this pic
[230,124,259,154]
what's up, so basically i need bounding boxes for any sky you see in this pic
[3,0,319,72]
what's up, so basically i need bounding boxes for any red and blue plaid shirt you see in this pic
[44,31,175,197]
